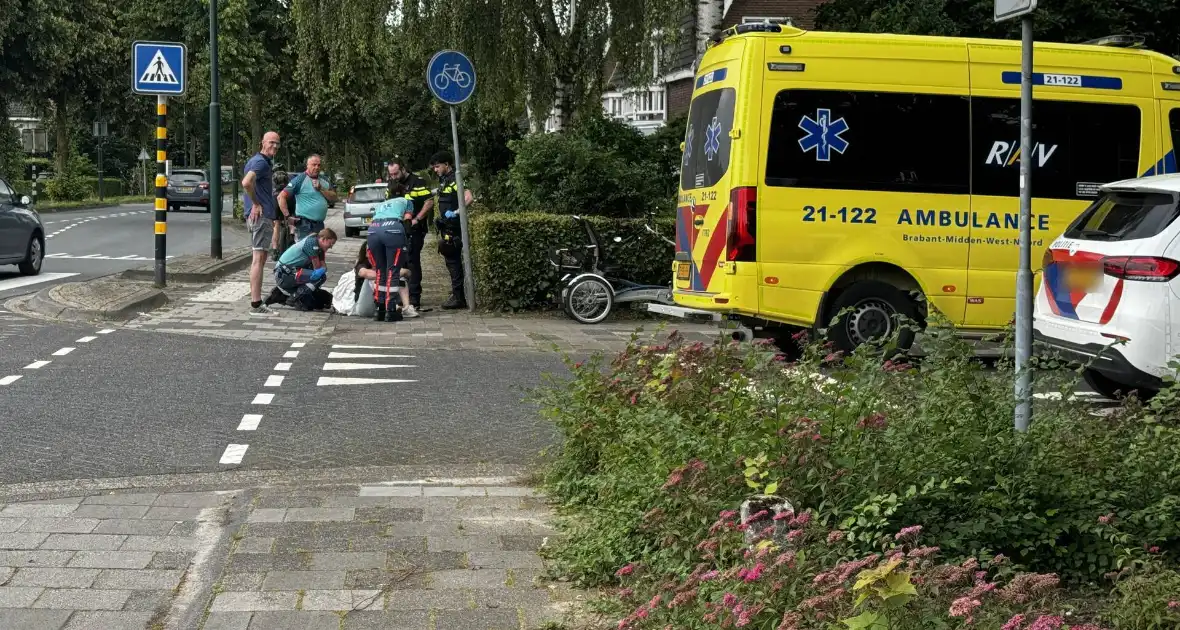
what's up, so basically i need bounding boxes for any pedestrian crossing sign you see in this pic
[132,41,187,95]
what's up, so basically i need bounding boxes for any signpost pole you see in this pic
[208,0,222,259]
[1014,16,1035,432]
[449,105,476,310]
[155,95,169,287]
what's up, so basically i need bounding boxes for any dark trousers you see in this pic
[367,223,406,311]
[406,229,425,306]
[444,252,464,303]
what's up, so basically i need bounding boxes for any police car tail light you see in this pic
[726,186,756,262]
[1101,256,1180,282]
[199,182,209,190]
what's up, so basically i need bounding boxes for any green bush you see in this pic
[470,212,675,310]
[533,321,1180,628]
[83,177,124,197]
[505,116,678,218]
[43,175,91,201]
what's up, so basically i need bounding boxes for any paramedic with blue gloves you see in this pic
[268,228,338,311]
[430,151,473,310]
[367,197,414,322]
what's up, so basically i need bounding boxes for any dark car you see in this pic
[166,169,211,212]
[0,176,45,276]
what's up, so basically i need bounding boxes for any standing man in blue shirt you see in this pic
[241,131,281,317]
[279,154,336,241]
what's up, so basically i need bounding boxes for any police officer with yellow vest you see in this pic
[430,151,473,310]
[385,158,433,310]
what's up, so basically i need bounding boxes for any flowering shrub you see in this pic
[533,322,1180,628]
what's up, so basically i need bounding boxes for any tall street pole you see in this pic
[1014,15,1035,432]
[209,0,223,258]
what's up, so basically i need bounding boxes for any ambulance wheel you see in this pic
[564,276,613,324]
[1082,369,1156,402]
[827,281,919,353]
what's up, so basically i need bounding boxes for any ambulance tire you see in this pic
[1082,369,1156,402]
[827,281,920,354]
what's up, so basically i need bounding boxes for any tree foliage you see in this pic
[815,0,1180,57]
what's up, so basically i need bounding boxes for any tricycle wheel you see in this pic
[564,276,613,324]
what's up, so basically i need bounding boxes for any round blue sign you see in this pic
[427,50,477,105]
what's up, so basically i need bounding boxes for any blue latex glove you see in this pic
[444,210,456,219]
[309,268,326,283]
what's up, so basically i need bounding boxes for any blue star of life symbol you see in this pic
[798,108,849,162]
[704,117,722,161]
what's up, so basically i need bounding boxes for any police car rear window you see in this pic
[352,187,385,203]
[681,87,736,191]
[1063,191,1180,241]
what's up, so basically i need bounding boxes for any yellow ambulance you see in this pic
[672,23,1180,352]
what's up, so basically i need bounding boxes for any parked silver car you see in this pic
[0,176,44,275]
[166,169,211,212]
[342,183,388,238]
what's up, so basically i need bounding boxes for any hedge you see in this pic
[470,212,676,310]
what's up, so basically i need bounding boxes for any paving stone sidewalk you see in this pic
[0,479,581,630]
[120,211,719,350]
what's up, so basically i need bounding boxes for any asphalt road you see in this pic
[0,197,246,301]
[0,312,564,484]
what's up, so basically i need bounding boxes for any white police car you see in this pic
[1034,174,1180,400]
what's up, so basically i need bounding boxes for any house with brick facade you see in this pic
[599,0,828,134]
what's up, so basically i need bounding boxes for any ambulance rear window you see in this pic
[1063,191,1180,241]
[681,87,736,191]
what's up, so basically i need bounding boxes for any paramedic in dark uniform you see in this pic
[367,197,413,322]
[430,151,473,310]
[386,158,433,310]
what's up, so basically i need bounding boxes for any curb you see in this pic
[31,201,154,214]
[26,281,169,321]
[121,248,252,283]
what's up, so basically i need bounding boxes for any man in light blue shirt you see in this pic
[279,154,337,240]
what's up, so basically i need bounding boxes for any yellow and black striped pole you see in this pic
[154,95,168,287]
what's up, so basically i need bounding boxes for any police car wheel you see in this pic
[565,276,613,324]
[1082,369,1156,402]
[827,281,919,354]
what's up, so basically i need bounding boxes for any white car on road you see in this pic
[342,184,388,238]
[1034,174,1180,400]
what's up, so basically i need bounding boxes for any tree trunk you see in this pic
[249,91,263,147]
[696,0,724,58]
[53,96,70,174]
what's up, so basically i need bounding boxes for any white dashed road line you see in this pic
[52,347,74,356]
[237,414,262,431]
[222,341,305,466]
[2,328,112,386]
[219,444,249,464]
[77,336,97,343]
[0,375,21,385]
[317,376,414,386]
[264,375,284,387]
[274,362,292,371]
[24,361,50,369]
[251,393,274,405]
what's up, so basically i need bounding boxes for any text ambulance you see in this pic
[673,23,1180,352]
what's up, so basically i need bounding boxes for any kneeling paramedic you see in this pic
[367,197,414,322]
[269,228,338,310]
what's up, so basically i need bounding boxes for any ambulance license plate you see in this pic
[676,262,690,280]
[1064,266,1102,291]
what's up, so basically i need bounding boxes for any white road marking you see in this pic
[283,351,299,359]
[0,273,80,293]
[97,329,114,334]
[274,362,292,371]
[322,363,415,371]
[327,352,415,359]
[24,361,50,369]
[42,253,175,261]
[251,393,274,404]
[0,375,21,385]
[219,444,249,464]
[76,336,97,343]
[264,375,284,387]
[290,342,306,348]
[317,376,416,386]
[237,414,262,431]
[52,347,74,356]
[331,344,414,350]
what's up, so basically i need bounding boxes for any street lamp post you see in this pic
[208,0,222,258]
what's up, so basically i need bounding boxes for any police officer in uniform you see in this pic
[429,151,473,310]
[385,158,433,310]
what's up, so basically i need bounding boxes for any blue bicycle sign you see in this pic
[427,50,477,105]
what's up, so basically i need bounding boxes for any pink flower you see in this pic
[787,529,805,542]
[1026,615,1064,630]
[722,592,738,607]
[826,530,845,544]
[907,546,940,559]
[1148,546,1161,554]
[895,525,923,540]
[615,563,635,577]
[1098,514,1114,525]
[700,570,719,582]
[949,596,982,618]
[1169,601,1179,609]
[1001,615,1026,630]
[792,511,812,526]
[856,412,888,429]
[739,563,765,582]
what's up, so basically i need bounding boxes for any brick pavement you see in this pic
[121,211,720,350]
[0,478,582,630]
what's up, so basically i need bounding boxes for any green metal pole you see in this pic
[209,0,222,258]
